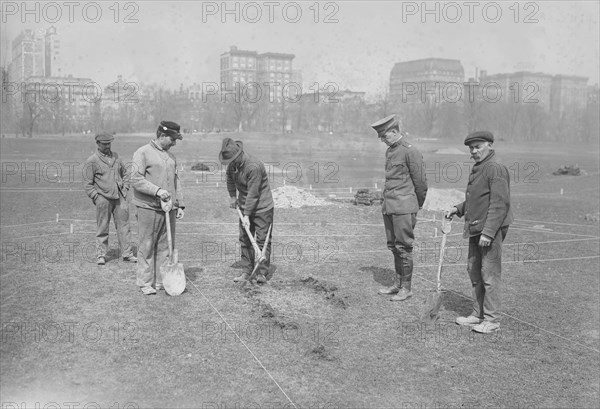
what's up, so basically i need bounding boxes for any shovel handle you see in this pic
[236,207,261,255]
[165,209,173,263]
[436,233,447,292]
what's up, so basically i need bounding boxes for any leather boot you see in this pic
[391,281,412,301]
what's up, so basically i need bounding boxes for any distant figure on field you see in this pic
[446,131,513,334]
[84,132,136,266]
[372,115,428,301]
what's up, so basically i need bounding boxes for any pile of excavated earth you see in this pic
[272,186,332,208]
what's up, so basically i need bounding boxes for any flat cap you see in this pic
[464,131,494,145]
[219,138,244,165]
[95,132,114,143]
[158,120,183,140]
[371,114,400,137]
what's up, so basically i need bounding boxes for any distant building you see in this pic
[390,58,465,104]
[551,75,589,114]
[219,45,295,100]
[294,88,367,133]
[9,29,45,82]
[220,46,258,91]
[479,70,554,111]
[219,46,295,131]
[44,26,63,77]
[479,70,589,114]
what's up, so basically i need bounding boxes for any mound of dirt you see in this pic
[272,186,333,208]
[422,188,465,212]
[300,276,347,308]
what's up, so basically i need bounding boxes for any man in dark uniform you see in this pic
[84,132,136,265]
[219,138,274,284]
[373,115,428,301]
[446,131,513,333]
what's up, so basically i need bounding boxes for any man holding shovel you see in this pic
[446,131,513,333]
[131,121,185,295]
[219,138,274,284]
[373,115,428,301]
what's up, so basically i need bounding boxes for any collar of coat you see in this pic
[96,150,117,167]
[150,139,164,151]
[472,149,496,170]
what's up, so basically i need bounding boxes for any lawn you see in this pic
[1,132,599,408]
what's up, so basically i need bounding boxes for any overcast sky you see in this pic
[2,1,598,97]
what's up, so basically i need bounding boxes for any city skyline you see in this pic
[2,1,598,97]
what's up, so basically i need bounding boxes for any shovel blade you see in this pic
[161,260,186,296]
[420,291,443,323]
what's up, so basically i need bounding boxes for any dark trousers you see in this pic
[467,226,509,323]
[239,208,273,277]
[383,213,417,283]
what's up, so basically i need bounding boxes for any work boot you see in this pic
[390,281,412,301]
[123,255,138,263]
[256,274,267,284]
[97,257,106,265]
[233,272,250,282]
[472,321,500,334]
[455,315,483,327]
[141,286,157,295]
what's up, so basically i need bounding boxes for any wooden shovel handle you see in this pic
[165,209,173,262]
[236,207,261,254]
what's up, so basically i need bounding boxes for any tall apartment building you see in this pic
[389,58,465,103]
[44,26,63,77]
[220,46,294,100]
[9,29,45,82]
[220,46,258,91]
[219,46,295,131]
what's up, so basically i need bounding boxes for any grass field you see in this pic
[1,132,599,408]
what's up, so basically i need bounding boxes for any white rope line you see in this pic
[515,218,600,228]
[0,188,84,192]
[413,273,600,354]
[510,226,599,239]
[185,279,297,408]
[1,220,57,228]
[178,254,599,267]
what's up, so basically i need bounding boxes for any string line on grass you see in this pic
[515,218,600,228]
[510,227,599,239]
[413,273,600,355]
[185,279,298,408]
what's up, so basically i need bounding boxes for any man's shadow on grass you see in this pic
[185,266,204,282]
[360,266,395,287]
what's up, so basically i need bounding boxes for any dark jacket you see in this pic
[455,150,513,238]
[382,139,428,215]
[227,153,274,215]
[83,150,129,201]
